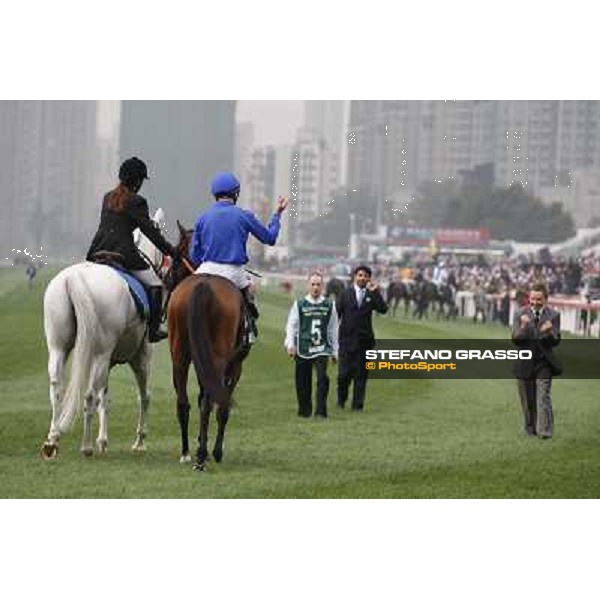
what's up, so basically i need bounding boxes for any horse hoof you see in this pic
[40,442,59,461]
[212,450,223,463]
[180,454,192,463]
[97,440,108,453]
[81,448,94,458]
[131,442,146,453]
[192,462,207,472]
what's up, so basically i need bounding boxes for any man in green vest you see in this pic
[284,272,339,418]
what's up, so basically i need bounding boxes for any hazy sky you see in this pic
[97,100,304,146]
[236,100,304,146]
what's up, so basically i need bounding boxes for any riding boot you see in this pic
[148,287,168,343]
[242,286,259,318]
[241,286,259,342]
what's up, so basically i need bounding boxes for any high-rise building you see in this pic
[494,100,600,193]
[119,101,237,230]
[245,144,292,256]
[93,101,121,227]
[303,101,347,187]
[246,146,276,214]
[347,101,423,201]
[347,100,600,216]
[234,121,256,185]
[0,100,97,260]
[540,167,600,228]
[290,127,338,225]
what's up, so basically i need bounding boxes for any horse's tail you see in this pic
[187,279,230,408]
[57,271,97,432]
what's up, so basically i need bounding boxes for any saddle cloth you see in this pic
[110,267,150,320]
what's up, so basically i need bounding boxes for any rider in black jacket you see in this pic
[87,157,177,342]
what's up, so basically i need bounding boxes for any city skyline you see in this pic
[2,100,599,262]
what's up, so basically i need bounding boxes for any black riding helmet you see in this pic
[119,157,149,187]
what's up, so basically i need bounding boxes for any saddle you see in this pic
[90,251,126,269]
[89,252,150,320]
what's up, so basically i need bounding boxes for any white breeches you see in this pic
[195,261,251,289]
[131,268,163,288]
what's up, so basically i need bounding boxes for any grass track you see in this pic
[1,267,600,498]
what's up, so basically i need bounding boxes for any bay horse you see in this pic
[434,283,458,320]
[165,223,251,471]
[413,280,436,319]
[39,211,166,459]
[386,279,412,317]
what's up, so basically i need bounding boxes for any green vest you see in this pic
[297,297,334,359]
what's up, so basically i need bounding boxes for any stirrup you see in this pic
[248,323,258,344]
[243,313,258,345]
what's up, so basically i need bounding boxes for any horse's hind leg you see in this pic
[130,342,152,452]
[213,363,240,463]
[213,404,230,463]
[194,392,212,471]
[81,354,110,457]
[41,278,75,459]
[96,386,110,453]
[173,359,191,462]
[41,345,69,459]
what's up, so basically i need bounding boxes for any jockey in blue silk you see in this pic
[189,172,288,331]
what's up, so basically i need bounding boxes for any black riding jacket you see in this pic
[87,192,175,271]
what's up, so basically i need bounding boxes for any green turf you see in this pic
[1,266,600,498]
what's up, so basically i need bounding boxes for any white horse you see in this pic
[40,210,165,459]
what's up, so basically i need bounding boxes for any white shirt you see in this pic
[433,266,448,286]
[354,284,367,307]
[284,294,339,358]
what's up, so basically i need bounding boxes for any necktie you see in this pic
[533,311,540,327]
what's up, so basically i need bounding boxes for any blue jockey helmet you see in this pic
[211,172,241,198]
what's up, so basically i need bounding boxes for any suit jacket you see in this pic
[87,192,175,271]
[336,286,388,354]
[511,305,562,378]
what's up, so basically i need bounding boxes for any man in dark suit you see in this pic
[336,264,388,411]
[511,282,562,439]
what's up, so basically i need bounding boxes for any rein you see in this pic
[182,256,195,274]
[160,255,195,324]
[138,247,163,279]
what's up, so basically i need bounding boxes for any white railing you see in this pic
[456,291,600,336]
[257,273,600,337]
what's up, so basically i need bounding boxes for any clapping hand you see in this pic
[540,321,553,333]
[366,280,378,292]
